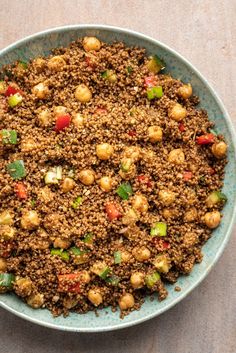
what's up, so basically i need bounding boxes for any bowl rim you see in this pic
[1,24,236,332]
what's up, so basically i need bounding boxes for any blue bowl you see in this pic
[0,25,236,332]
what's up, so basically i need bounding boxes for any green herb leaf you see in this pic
[127,66,133,74]
[116,182,133,200]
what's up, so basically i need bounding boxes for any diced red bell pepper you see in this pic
[183,171,193,181]
[55,114,71,132]
[178,122,185,132]
[5,86,23,97]
[128,130,136,137]
[95,107,107,114]
[15,182,27,199]
[144,76,157,88]
[196,133,215,145]
[0,241,14,258]
[137,175,152,188]
[152,238,170,251]
[105,202,122,221]
[58,273,81,293]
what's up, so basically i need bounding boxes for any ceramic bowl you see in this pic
[0,25,235,332]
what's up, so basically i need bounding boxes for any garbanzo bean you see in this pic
[158,190,176,206]
[96,143,114,160]
[130,272,144,289]
[132,246,151,262]
[53,105,67,117]
[53,237,71,249]
[47,55,66,71]
[39,186,54,204]
[32,82,50,99]
[118,293,135,310]
[0,225,15,240]
[148,126,163,143]
[184,207,198,222]
[178,84,192,99]
[75,84,92,103]
[27,293,44,308]
[83,37,101,52]
[169,103,187,121]
[15,277,32,297]
[204,211,221,229]
[21,211,40,230]
[88,288,103,306]
[132,194,149,214]
[121,250,131,263]
[122,208,139,225]
[72,113,85,127]
[37,109,52,126]
[168,148,185,164]
[99,176,113,192]
[61,177,76,193]
[78,169,95,185]
[211,141,227,159]
[0,210,14,225]
[33,58,46,73]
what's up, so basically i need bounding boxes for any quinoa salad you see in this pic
[0,36,228,317]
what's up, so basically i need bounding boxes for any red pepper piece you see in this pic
[152,238,170,251]
[105,202,122,221]
[55,114,71,132]
[144,76,157,88]
[5,86,20,97]
[95,107,107,114]
[196,133,215,145]
[58,273,81,293]
[178,122,185,132]
[137,175,152,188]
[128,130,136,137]
[0,241,14,258]
[183,171,193,181]
[15,182,27,199]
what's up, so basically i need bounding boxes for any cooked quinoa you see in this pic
[0,36,228,317]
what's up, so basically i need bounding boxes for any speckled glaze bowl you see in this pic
[0,25,235,332]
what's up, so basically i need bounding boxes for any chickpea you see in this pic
[132,194,149,214]
[39,186,54,204]
[132,246,151,262]
[158,189,176,206]
[148,126,163,143]
[96,143,114,160]
[124,146,140,162]
[0,258,7,272]
[0,225,15,240]
[183,232,198,248]
[88,288,103,306]
[53,105,67,117]
[21,138,36,152]
[32,82,50,99]
[72,113,85,128]
[107,71,117,83]
[204,211,221,229]
[61,177,76,193]
[162,208,176,219]
[99,176,113,192]
[78,169,95,186]
[184,207,198,222]
[122,208,139,225]
[91,261,107,276]
[83,37,101,52]
[27,293,44,309]
[153,254,170,273]
[33,58,46,73]
[211,141,227,159]
[168,148,185,164]
[21,210,40,230]
[118,293,135,310]
[47,55,66,71]
[121,250,131,263]
[130,272,145,289]
[63,296,78,309]
[15,277,32,297]
[79,270,91,284]
[75,84,92,103]
[178,84,192,99]
[0,210,14,225]
[37,109,52,126]
[168,103,187,121]
[53,237,71,249]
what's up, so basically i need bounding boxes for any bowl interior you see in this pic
[1,25,236,332]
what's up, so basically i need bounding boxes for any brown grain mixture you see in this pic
[0,36,227,317]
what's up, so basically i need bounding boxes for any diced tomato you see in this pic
[5,86,20,97]
[196,133,215,145]
[137,175,152,188]
[58,273,81,293]
[95,107,107,114]
[178,122,185,132]
[208,167,215,175]
[105,202,122,221]
[144,76,157,88]
[183,171,193,181]
[128,130,136,137]
[0,241,14,258]
[152,238,170,251]
[55,114,71,132]
[15,182,27,199]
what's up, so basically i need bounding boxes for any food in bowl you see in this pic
[0,36,227,317]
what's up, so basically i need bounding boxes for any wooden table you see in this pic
[0,1,235,352]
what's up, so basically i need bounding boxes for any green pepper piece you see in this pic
[147,55,166,73]
[72,196,83,209]
[7,160,26,180]
[1,129,17,144]
[101,71,108,78]
[147,86,163,100]
[105,274,120,286]
[83,233,94,244]
[114,251,122,264]
[50,248,70,261]
[150,222,167,237]
[8,93,23,108]
[116,182,133,200]
[0,273,15,289]
[127,66,133,74]
[145,272,160,288]
[99,267,110,280]
[70,247,87,256]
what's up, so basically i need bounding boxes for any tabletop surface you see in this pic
[0,1,236,352]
